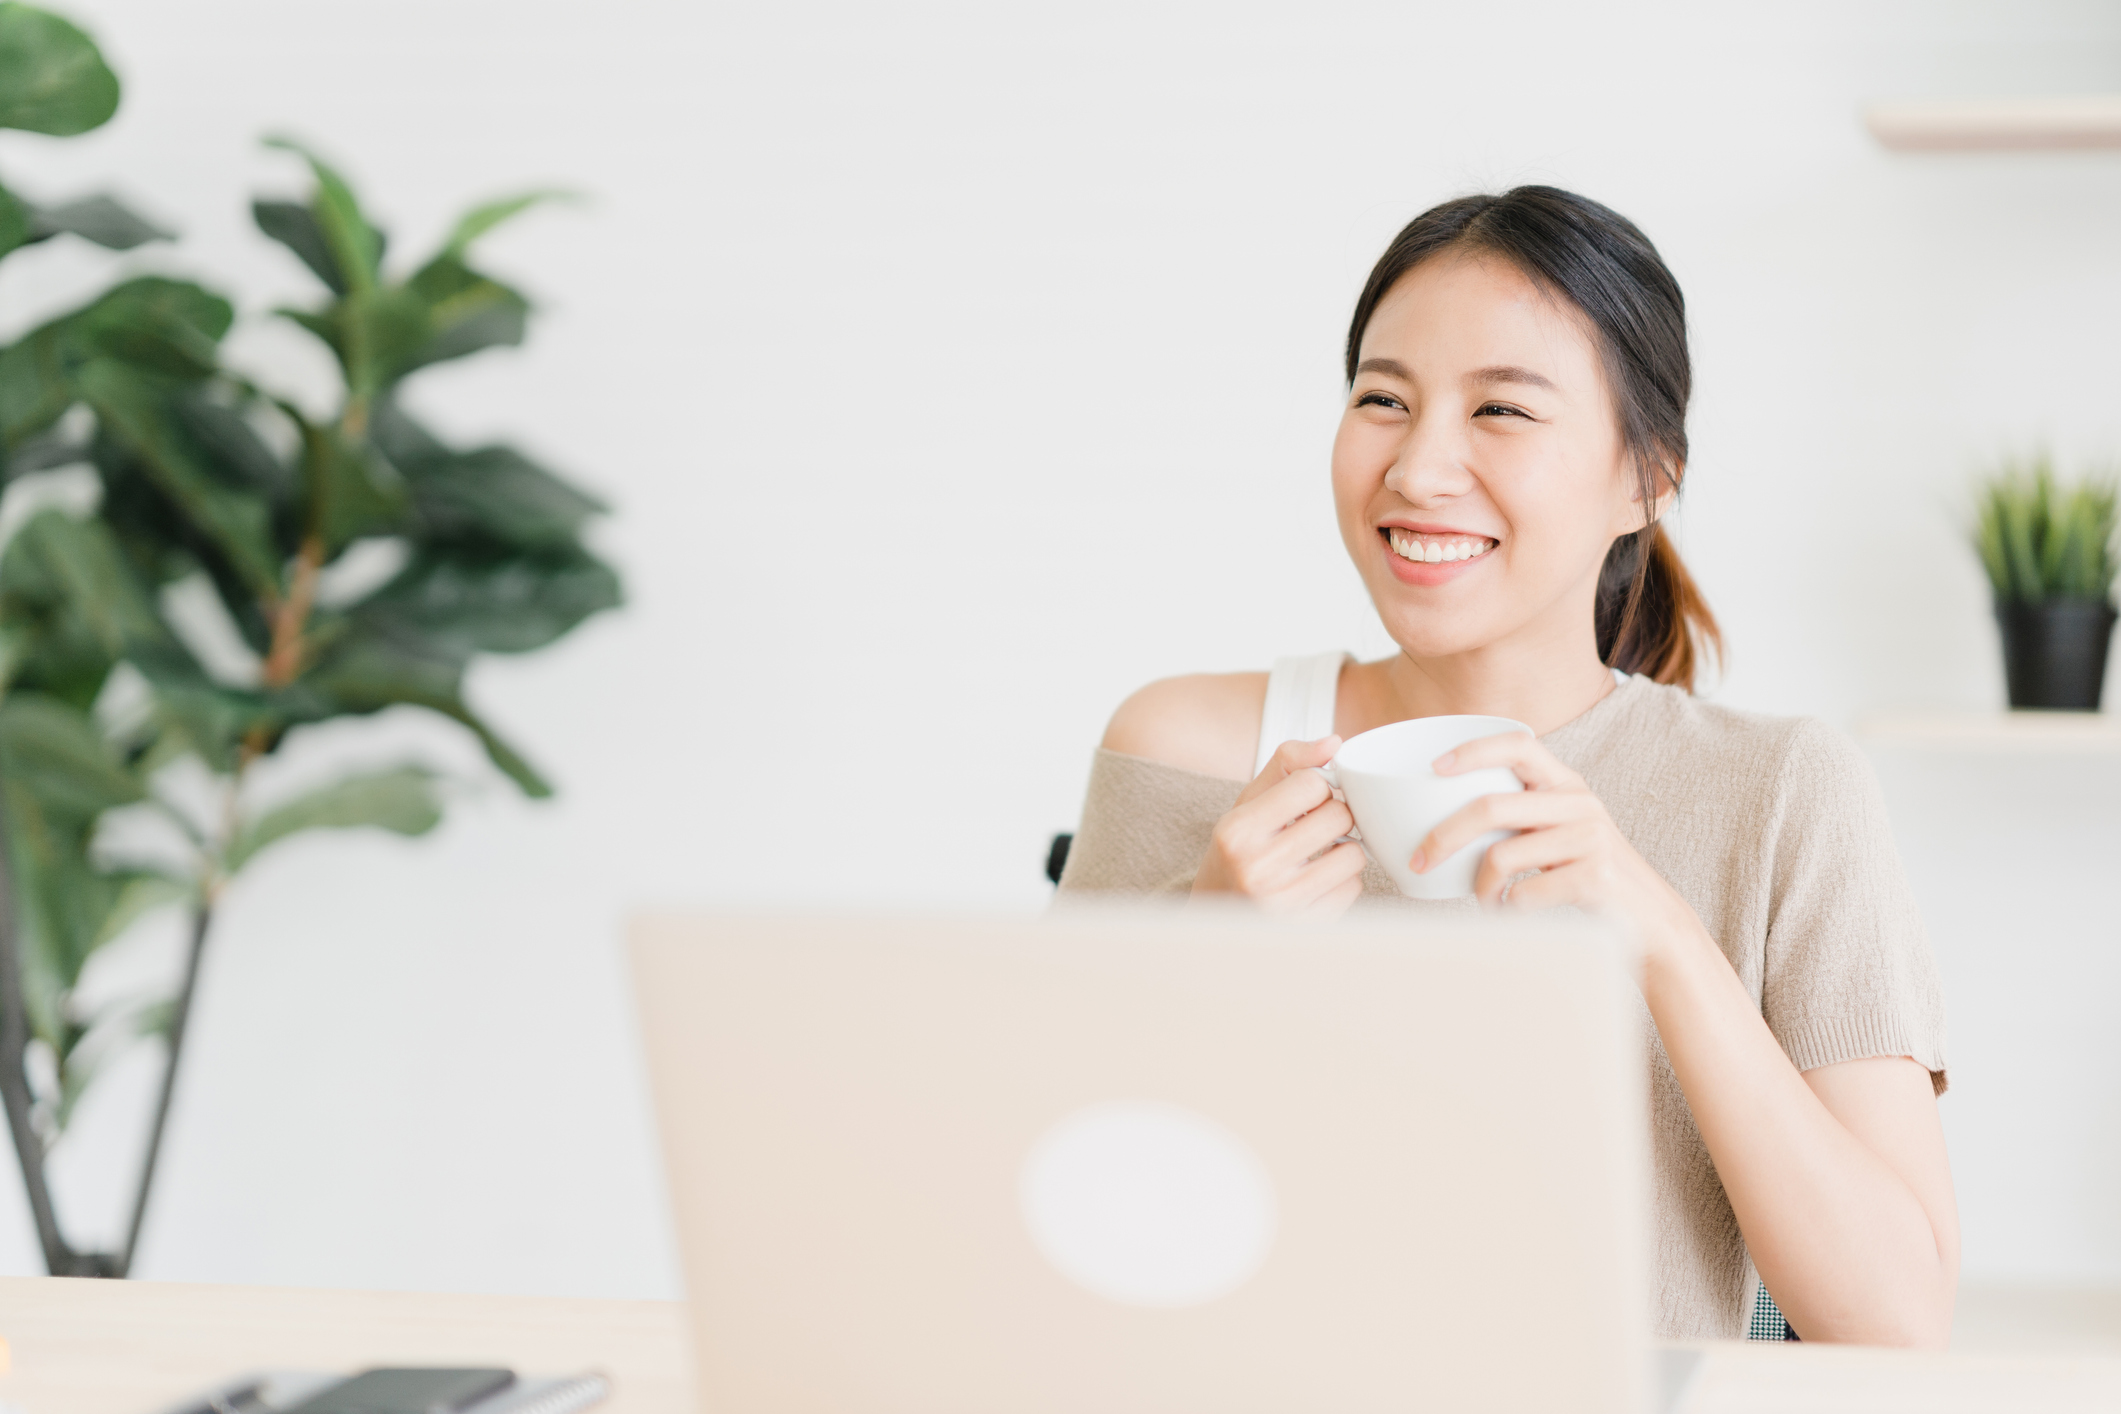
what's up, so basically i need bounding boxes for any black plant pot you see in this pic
[1994,598,2118,710]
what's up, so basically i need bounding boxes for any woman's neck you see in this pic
[1344,628,1618,738]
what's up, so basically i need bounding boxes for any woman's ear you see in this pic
[1610,456,1682,534]
[1645,460,1681,524]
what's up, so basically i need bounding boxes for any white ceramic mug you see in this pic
[1320,715,1532,900]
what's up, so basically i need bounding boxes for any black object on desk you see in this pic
[283,1369,514,1413]
[161,1367,610,1414]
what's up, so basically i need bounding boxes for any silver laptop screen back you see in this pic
[634,909,1649,1414]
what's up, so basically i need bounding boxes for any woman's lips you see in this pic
[1380,526,1497,585]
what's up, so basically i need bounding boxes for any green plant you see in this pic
[0,3,620,1275]
[1973,455,2120,605]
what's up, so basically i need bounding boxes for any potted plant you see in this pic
[0,2,621,1275]
[1973,456,2119,711]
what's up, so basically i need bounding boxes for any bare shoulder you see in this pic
[1101,671,1267,782]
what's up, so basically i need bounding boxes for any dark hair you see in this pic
[1344,186,1722,690]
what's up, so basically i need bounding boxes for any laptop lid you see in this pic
[633,908,1649,1413]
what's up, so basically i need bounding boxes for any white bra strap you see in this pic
[1254,652,1352,777]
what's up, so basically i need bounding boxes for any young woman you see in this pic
[1057,187,1955,1347]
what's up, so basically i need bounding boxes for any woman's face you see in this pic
[1331,253,1660,663]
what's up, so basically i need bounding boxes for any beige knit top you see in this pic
[1056,671,1948,1341]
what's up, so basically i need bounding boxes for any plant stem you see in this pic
[263,535,325,690]
[0,774,83,1276]
[118,899,213,1278]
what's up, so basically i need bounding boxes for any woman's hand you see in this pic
[1192,736,1367,915]
[1414,731,1701,959]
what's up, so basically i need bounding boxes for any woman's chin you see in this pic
[1371,617,1500,662]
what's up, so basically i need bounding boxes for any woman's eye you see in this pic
[1356,392,1404,411]
[1474,402,1529,419]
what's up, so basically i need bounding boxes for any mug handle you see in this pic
[1313,763,1361,844]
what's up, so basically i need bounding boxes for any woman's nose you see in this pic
[1382,421,1476,504]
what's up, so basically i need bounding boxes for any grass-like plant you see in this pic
[1973,456,2119,605]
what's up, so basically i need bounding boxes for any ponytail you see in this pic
[1596,521,1722,690]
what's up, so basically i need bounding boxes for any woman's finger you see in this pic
[1491,862,1584,912]
[1259,797,1355,874]
[1412,788,1589,877]
[1308,864,1366,917]
[1474,820,1601,903]
[1237,735,1341,806]
[1433,730,1582,793]
[1479,817,1601,884]
[1220,764,1336,860]
[1274,840,1367,911]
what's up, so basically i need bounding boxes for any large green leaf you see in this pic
[0,817,173,1063]
[404,444,606,549]
[284,407,405,550]
[0,277,235,491]
[29,194,171,250]
[175,390,293,505]
[340,286,433,398]
[0,424,86,481]
[56,983,177,1129]
[0,4,117,137]
[0,318,76,447]
[366,395,447,466]
[88,872,187,950]
[287,625,550,795]
[0,692,141,820]
[253,199,347,295]
[361,543,621,656]
[400,256,528,373]
[279,286,430,401]
[7,508,210,701]
[297,621,463,705]
[263,136,381,296]
[0,510,156,706]
[439,190,575,260]
[226,764,441,872]
[72,277,231,378]
[2,781,76,1042]
[0,183,30,261]
[134,679,274,775]
[432,699,550,797]
[75,359,282,596]
[3,509,167,659]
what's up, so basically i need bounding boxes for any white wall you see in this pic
[0,0,2114,1299]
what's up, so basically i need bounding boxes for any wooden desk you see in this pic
[1672,1338,2121,1413]
[0,1277,691,1414]
[0,1275,2114,1413]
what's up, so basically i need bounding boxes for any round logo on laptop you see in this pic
[1018,1099,1278,1308]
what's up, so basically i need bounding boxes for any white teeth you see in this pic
[1389,530,1496,564]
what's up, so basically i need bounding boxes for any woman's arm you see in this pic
[1102,674,1367,913]
[1417,732,1958,1347]
[1638,906,1957,1346]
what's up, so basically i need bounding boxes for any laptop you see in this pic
[631,907,1677,1413]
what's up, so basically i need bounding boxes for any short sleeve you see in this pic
[1759,719,1948,1094]
[1054,749,1244,899]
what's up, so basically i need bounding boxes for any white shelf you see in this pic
[1857,710,2121,752]
[1865,95,2121,151]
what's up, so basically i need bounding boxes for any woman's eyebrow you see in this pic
[1354,357,1557,393]
[1464,364,1556,391]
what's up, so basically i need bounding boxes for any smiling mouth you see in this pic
[1383,528,1498,565]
